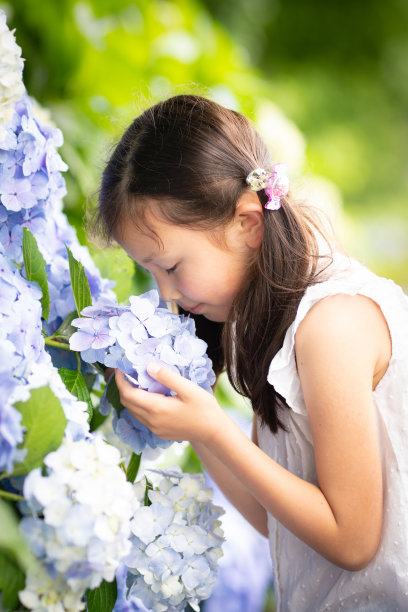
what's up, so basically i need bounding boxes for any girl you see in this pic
[94,95,408,611]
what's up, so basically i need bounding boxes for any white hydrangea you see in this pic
[19,565,86,612]
[20,435,137,606]
[0,9,25,143]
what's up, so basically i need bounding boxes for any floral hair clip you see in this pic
[246,164,290,210]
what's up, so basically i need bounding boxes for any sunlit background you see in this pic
[6,0,408,288]
[5,1,408,610]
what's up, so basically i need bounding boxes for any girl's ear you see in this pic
[235,191,264,249]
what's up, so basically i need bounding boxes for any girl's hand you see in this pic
[114,364,225,443]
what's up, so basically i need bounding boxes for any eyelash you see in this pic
[165,264,177,275]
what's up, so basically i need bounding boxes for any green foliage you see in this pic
[144,477,153,506]
[12,386,67,476]
[52,310,78,341]
[0,551,25,611]
[85,579,118,612]
[59,367,94,421]
[66,245,93,316]
[126,452,142,483]
[89,406,109,432]
[22,227,50,321]
[106,373,126,416]
[0,499,33,571]
[89,246,149,303]
[0,499,34,611]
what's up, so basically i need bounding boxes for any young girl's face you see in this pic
[116,207,257,322]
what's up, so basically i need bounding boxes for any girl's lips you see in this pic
[186,303,203,315]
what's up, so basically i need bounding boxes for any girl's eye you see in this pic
[165,264,177,275]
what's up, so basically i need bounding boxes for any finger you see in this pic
[114,368,175,411]
[147,362,195,396]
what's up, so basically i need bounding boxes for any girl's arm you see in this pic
[115,294,389,570]
[191,418,268,536]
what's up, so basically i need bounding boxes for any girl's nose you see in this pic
[155,274,182,303]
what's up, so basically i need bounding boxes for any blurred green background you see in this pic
[5,0,408,289]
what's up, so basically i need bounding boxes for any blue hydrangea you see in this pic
[70,290,216,453]
[0,89,116,468]
[124,466,224,612]
[0,93,116,331]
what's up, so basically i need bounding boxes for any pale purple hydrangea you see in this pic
[70,290,216,453]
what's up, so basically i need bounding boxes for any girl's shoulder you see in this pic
[303,251,408,329]
[267,253,408,414]
[295,291,392,393]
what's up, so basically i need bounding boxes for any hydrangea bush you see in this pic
[0,12,223,612]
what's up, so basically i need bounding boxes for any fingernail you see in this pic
[147,362,160,376]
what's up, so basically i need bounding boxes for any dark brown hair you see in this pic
[93,94,331,432]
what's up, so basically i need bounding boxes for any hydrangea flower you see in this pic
[124,466,224,612]
[0,254,48,472]
[0,92,115,326]
[70,290,216,453]
[21,435,135,603]
[0,9,24,144]
[19,565,86,612]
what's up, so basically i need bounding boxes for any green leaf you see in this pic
[106,374,126,416]
[126,452,141,483]
[83,373,97,393]
[0,551,25,611]
[89,408,108,432]
[0,499,33,571]
[59,367,93,421]
[22,227,50,321]
[86,578,117,612]
[11,385,67,476]
[89,246,137,303]
[144,477,153,506]
[66,245,92,316]
[52,310,78,341]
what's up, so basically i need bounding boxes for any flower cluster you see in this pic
[0,253,48,472]
[0,10,24,143]
[70,290,216,453]
[18,565,86,612]
[20,436,135,608]
[124,467,224,612]
[0,90,114,329]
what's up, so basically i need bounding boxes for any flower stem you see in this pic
[0,489,24,502]
[76,351,81,371]
[44,337,71,351]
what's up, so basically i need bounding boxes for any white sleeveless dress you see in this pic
[257,252,408,611]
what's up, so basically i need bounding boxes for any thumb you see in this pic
[147,362,190,395]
